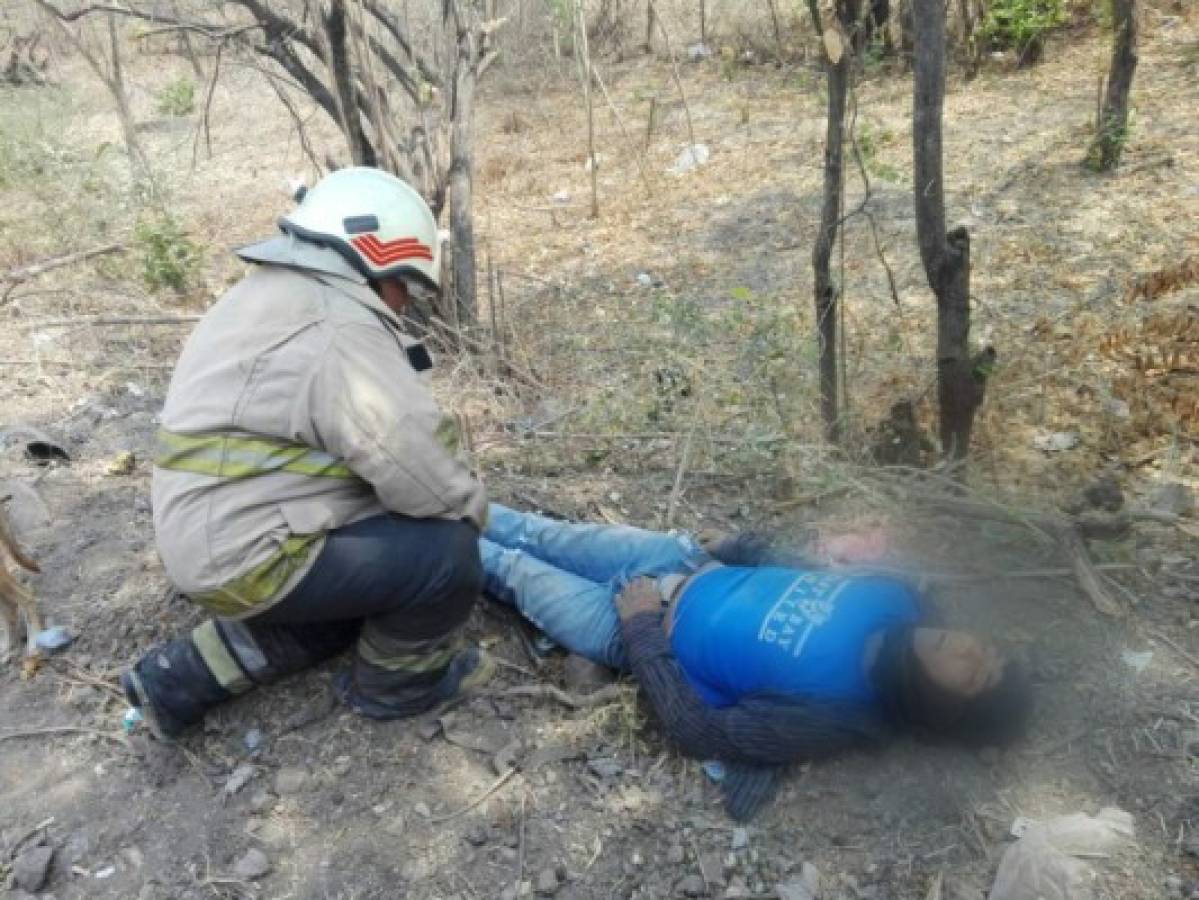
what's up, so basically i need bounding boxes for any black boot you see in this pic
[123,618,358,739]
[121,635,231,740]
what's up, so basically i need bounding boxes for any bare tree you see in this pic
[911,0,992,459]
[1086,0,1137,171]
[807,0,854,443]
[34,2,147,176]
[42,1,502,324]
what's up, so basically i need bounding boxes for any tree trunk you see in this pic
[447,4,478,324]
[325,0,378,167]
[575,0,599,218]
[811,10,850,443]
[1087,0,1137,171]
[911,0,987,459]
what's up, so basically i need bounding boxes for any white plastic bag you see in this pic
[988,808,1134,900]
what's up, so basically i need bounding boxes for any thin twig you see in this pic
[645,0,697,148]
[1148,630,1199,672]
[6,817,54,861]
[428,767,519,823]
[589,61,653,197]
[24,315,201,330]
[665,416,699,528]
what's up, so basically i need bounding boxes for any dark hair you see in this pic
[872,626,1032,747]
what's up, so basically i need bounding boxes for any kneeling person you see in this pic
[124,168,490,738]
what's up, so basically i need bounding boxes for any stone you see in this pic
[13,845,54,892]
[723,876,750,899]
[677,874,707,897]
[731,827,749,851]
[699,853,725,886]
[1151,482,1195,517]
[586,757,623,779]
[273,767,308,795]
[225,763,256,796]
[536,867,560,894]
[464,824,489,847]
[413,801,431,818]
[776,875,816,900]
[331,755,353,777]
[248,790,274,813]
[233,848,270,881]
[666,844,686,865]
[500,888,517,900]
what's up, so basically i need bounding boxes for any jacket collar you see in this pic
[235,234,406,331]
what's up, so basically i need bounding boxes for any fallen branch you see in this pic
[0,725,129,747]
[1,243,125,303]
[24,314,201,330]
[498,683,628,710]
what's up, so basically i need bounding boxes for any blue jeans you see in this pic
[480,504,710,668]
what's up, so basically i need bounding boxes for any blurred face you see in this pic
[377,278,410,315]
[912,629,1004,698]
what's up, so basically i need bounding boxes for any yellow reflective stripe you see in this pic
[155,430,356,480]
[357,635,457,674]
[192,534,322,617]
[191,620,251,694]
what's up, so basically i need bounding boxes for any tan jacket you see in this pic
[152,237,487,617]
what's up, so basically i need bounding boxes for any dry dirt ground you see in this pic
[1,7,1198,900]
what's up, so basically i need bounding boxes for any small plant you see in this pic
[135,216,202,293]
[978,0,1066,64]
[156,76,196,117]
[855,122,901,183]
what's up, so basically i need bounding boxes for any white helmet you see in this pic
[280,167,440,291]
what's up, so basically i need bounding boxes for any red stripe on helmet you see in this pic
[351,234,434,265]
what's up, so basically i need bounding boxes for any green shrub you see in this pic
[135,216,202,292]
[978,0,1066,64]
[156,77,196,117]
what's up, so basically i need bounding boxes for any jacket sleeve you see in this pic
[705,531,822,569]
[303,321,487,527]
[620,612,886,766]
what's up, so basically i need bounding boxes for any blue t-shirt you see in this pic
[669,566,921,708]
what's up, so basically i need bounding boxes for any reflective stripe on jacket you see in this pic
[151,238,487,617]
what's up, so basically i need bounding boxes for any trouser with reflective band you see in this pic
[127,513,482,734]
[253,513,483,717]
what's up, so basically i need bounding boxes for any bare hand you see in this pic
[615,577,660,621]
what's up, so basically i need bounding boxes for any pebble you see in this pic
[413,801,431,818]
[331,755,353,777]
[13,845,55,892]
[464,824,489,846]
[243,728,264,753]
[667,844,686,865]
[536,867,560,894]
[35,626,74,653]
[274,766,308,795]
[233,848,271,881]
[677,874,707,897]
[731,827,749,851]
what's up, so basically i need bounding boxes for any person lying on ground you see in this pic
[480,503,1032,821]
[122,168,491,739]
